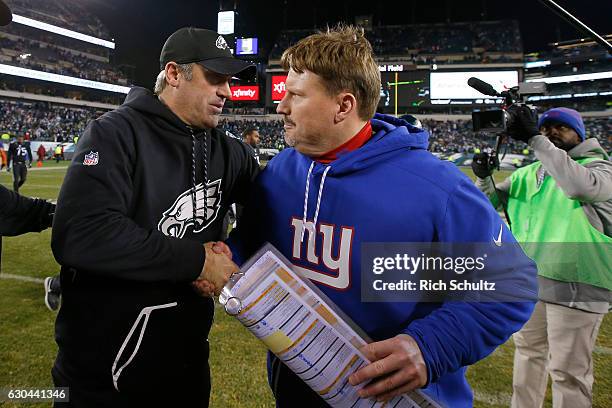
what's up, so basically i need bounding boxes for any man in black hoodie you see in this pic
[51,28,258,407]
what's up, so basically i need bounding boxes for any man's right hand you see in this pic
[193,242,238,297]
[471,153,497,179]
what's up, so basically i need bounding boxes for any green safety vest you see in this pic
[507,158,612,290]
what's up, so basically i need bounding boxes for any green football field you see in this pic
[0,163,610,407]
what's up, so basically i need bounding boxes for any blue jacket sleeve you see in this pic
[226,168,269,267]
[404,179,537,385]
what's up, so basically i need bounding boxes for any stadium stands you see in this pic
[0,0,131,108]
[269,21,522,62]
[0,98,100,142]
[0,34,128,83]
[7,0,112,40]
[2,97,608,154]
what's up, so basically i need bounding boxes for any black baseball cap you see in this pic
[160,27,256,81]
[0,0,12,26]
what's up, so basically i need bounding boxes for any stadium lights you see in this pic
[0,63,130,94]
[524,60,551,69]
[525,71,612,84]
[12,14,115,49]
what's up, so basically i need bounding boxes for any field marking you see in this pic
[29,166,70,172]
[473,390,511,406]
[594,345,612,355]
[0,273,44,284]
[10,184,60,189]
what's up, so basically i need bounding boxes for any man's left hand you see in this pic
[348,334,427,402]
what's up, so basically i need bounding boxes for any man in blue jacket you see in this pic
[226,25,537,407]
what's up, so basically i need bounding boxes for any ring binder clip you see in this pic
[224,296,243,316]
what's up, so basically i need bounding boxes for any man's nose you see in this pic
[218,81,231,99]
[277,97,289,115]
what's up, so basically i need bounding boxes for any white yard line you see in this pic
[594,345,612,355]
[10,184,59,189]
[29,166,70,171]
[473,391,512,406]
[0,273,44,284]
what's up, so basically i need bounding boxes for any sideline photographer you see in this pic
[473,106,611,407]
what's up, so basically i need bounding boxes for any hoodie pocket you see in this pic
[111,302,177,391]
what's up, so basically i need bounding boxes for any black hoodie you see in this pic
[51,87,258,398]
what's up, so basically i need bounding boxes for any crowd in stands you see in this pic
[0,35,128,84]
[0,23,108,57]
[529,59,612,78]
[1,99,609,155]
[425,117,611,154]
[530,42,611,63]
[270,21,522,61]
[7,0,111,40]
[222,106,266,115]
[0,99,99,142]
[218,118,286,150]
[0,79,125,105]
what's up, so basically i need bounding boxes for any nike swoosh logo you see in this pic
[493,225,503,247]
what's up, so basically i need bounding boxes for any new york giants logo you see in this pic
[290,217,354,290]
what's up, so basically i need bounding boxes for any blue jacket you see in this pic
[230,113,537,407]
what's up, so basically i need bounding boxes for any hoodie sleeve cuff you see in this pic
[528,134,548,149]
[170,239,205,283]
[403,326,435,387]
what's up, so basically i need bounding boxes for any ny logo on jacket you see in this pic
[290,218,354,289]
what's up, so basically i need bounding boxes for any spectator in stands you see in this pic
[472,107,611,408]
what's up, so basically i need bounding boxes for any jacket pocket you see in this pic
[111,302,177,391]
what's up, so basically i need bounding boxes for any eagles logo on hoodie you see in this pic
[158,179,222,238]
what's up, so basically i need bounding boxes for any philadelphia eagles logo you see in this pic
[158,179,222,238]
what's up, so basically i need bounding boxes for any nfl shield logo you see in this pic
[83,151,99,166]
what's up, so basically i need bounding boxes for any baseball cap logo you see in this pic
[216,35,228,50]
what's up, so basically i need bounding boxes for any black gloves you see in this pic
[471,153,498,179]
[506,105,539,143]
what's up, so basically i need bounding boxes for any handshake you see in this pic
[192,241,239,297]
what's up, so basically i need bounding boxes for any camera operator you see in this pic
[473,106,611,408]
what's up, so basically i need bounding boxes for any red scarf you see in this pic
[314,121,372,164]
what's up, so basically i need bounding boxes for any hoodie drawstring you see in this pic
[188,127,208,228]
[300,162,331,242]
[300,162,315,242]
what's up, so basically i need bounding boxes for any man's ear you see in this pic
[335,92,358,123]
[164,62,180,88]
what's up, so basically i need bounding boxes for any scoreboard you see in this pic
[379,69,430,110]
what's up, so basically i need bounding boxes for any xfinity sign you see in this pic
[230,86,259,101]
[271,75,288,101]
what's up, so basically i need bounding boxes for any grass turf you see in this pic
[0,164,610,407]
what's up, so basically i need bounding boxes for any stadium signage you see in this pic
[230,86,259,101]
[379,64,404,72]
[271,75,288,101]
